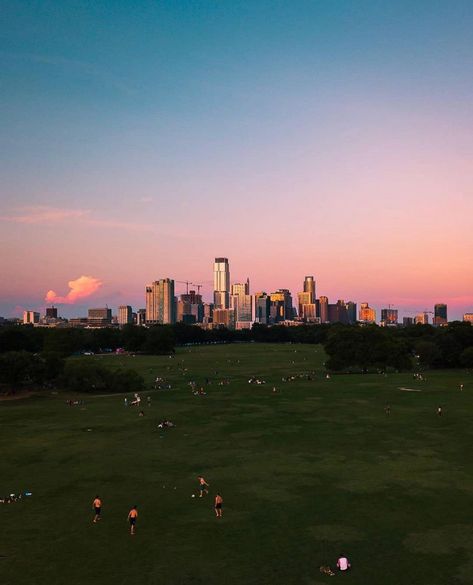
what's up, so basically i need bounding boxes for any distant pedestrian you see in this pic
[128,505,138,535]
[124,397,128,407]
[337,554,351,571]
[147,396,151,406]
[437,406,442,416]
[93,495,102,523]
[198,476,209,497]
[460,384,464,392]
[384,404,391,415]
[214,493,223,518]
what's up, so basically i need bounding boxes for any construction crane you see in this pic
[175,280,193,294]
[176,281,204,296]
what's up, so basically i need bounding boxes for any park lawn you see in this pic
[1,343,472,585]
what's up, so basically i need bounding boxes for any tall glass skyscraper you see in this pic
[213,257,230,309]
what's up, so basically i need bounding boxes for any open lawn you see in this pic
[1,343,473,585]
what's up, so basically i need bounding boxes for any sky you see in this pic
[1,0,472,320]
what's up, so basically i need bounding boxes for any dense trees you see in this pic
[0,321,472,381]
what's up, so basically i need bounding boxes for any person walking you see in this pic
[128,505,138,535]
[214,493,223,518]
[92,495,102,523]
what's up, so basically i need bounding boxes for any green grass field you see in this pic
[1,343,473,585]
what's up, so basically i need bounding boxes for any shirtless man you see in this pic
[92,495,102,523]
[128,505,138,535]
[214,493,223,518]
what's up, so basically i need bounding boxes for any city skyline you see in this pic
[5,256,470,324]
[1,2,472,320]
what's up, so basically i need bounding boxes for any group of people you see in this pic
[92,496,139,535]
[198,476,223,518]
[91,477,223,536]
[320,555,351,575]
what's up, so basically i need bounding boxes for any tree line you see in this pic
[0,321,472,393]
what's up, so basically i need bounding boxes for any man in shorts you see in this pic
[214,493,223,518]
[198,476,209,497]
[93,495,102,523]
[128,505,138,535]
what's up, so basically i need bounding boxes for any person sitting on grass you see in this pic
[337,554,351,571]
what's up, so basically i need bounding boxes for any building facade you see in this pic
[145,279,176,325]
[118,305,133,325]
[213,257,230,309]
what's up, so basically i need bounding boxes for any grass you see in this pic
[1,343,472,585]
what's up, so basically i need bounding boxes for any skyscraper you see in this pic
[319,296,329,323]
[231,279,252,324]
[434,304,447,326]
[359,303,376,323]
[254,292,270,324]
[213,257,230,309]
[303,276,316,299]
[145,278,176,324]
[118,305,133,325]
[381,308,398,325]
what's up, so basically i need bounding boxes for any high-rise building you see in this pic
[203,303,214,324]
[118,305,133,325]
[212,308,235,329]
[177,290,204,323]
[136,309,146,326]
[23,311,40,325]
[88,308,112,325]
[434,304,448,326]
[213,257,230,309]
[254,292,270,324]
[345,301,357,324]
[463,313,473,324]
[45,307,58,319]
[359,302,376,323]
[319,296,329,323]
[270,289,294,323]
[328,300,349,324]
[303,276,316,299]
[415,312,429,325]
[297,292,312,318]
[145,279,176,324]
[231,279,252,324]
[381,308,398,326]
[403,317,414,327]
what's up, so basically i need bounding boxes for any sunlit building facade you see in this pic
[145,278,176,325]
[213,257,230,309]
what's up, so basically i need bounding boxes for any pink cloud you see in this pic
[0,206,89,224]
[0,206,152,231]
[45,275,103,304]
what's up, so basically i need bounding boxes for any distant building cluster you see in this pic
[3,257,471,330]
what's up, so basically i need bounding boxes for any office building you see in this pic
[415,312,429,325]
[177,290,204,324]
[212,308,235,329]
[359,302,376,323]
[118,305,133,325]
[328,300,349,324]
[88,307,112,326]
[346,301,357,324]
[297,292,312,319]
[270,289,294,323]
[254,292,270,324]
[203,303,214,324]
[213,257,230,309]
[319,296,329,323]
[23,311,40,325]
[381,308,398,326]
[45,307,58,319]
[136,309,146,326]
[434,304,448,326]
[303,275,316,299]
[231,279,252,324]
[403,317,414,327]
[145,278,176,324]
[463,313,473,324]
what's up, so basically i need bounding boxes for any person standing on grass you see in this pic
[337,554,351,571]
[198,476,209,497]
[214,493,223,518]
[92,495,102,523]
[437,406,442,416]
[128,505,138,535]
